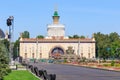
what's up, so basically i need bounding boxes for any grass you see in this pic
[4,70,40,80]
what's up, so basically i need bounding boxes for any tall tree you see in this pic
[110,40,120,59]
[94,32,109,59]
[94,32,120,60]
[0,41,11,80]
[1,39,9,51]
[13,39,19,60]
[22,31,30,38]
[109,32,120,42]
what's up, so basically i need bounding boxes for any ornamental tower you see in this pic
[47,9,65,38]
[53,10,59,24]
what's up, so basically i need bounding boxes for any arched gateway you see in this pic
[50,47,65,59]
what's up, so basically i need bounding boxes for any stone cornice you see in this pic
[20,38,96,43]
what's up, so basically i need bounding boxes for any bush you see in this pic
[63,58,67,63]
[6,68,12,73]
[114,63,120,67]
[103,64,110,67]
[111,60,115,66]
[80,57,86,62]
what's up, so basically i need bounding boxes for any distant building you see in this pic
[19,10,96,60]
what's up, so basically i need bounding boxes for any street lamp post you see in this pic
[7,16,14,65]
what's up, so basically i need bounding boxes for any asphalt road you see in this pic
[30,63,120,80]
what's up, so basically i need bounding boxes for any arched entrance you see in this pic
[50,47,64,59]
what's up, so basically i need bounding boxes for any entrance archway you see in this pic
[50,47,64,59]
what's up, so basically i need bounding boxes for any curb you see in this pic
[80,65,120,72]
[62,63,120,72]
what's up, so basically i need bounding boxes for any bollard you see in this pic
[38,69,56,80]
[39,70,44,77]
[16,65,18,70]
[30,65,34,73]
[34,67,38,76]
[51,74,56,80]
[43,70,48,80]
[28,65,32,69]
[49,74,56,80]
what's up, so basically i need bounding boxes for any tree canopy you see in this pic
[13,39,19,60]
[36,35,44,39]
[22,31,30,38]
[94,32,120,60]
[68,32,120,60]
[68,35,85,39]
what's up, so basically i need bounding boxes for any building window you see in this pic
[88,53,90,58]
[40,53,42,58]
[25,53,27,59]
[81,53,83,58]
[32,53,34,59]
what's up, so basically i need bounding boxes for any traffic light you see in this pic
[7,18,12,26]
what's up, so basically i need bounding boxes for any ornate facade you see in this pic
[19,10,96,60]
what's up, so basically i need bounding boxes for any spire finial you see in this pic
[53,5,60,24]
[54,5,59,16]
[54,4,58,12]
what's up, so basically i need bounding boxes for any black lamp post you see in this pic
[7,16,14,65]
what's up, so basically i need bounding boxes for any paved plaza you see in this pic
[29,62,120,80]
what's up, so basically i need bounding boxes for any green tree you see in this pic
[68,35,85,39]
[0,41,11,80]
[109,32,120,42]
[13,39,20,60]
[36,35,44,39]
[94,32,110,60]
[94,32,120,60]
[22,31,30,38]
[1,39,9,52]
[110,41,120,60]
[79,35,85,39]
[73,34,79,39]
[108,32,120,59]
[68,36,73,39]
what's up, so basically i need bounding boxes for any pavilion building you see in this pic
[19,10,96,60]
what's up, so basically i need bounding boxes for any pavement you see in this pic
[29,62,120,80]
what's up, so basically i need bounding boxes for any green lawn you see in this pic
[4,70,40,80]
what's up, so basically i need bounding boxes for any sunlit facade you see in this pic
[19,10,96,60]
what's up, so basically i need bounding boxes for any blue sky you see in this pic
[0,0,120,41]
